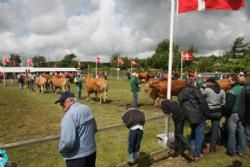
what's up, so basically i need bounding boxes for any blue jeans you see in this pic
[190,122,205,157]
[128,129,143,153]
[245,125,250,147]
[227,114,247,155]
[132,92,138,108]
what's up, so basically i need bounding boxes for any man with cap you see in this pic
[130,72,140,108]
[55,91,97,167]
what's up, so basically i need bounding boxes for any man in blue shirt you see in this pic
[55,91,97,167]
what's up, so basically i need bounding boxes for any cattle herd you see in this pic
[12,71,249,106]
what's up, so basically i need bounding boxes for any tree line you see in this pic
[1,36,250,73]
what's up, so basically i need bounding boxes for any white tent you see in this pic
[0,67,77,73]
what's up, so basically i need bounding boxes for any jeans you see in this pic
[209,112,222,152]
[128,129,143,153]
[190,122,205,157]
[245,125,250,147]
[227,114,247,155]
[132,92,138,108]
[76,87,82,99]
[174,121,191,154]
[66,152,96,167]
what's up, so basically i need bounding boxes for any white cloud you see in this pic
[0,0,249,63]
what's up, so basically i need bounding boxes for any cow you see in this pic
[138,72,154,82]
[145,79,186,106]
[217,79,230,92]
[35,75,47,93]
[83,77,108,104]
[51,75,70,93]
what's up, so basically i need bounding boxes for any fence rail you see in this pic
[0,115,165,149]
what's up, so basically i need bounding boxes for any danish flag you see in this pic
[131,59,137,66]
[2,56,10,66]
[177,0,244,14]
[27,58,33,67]
[118,57,124,65]
[182,52,194,61]
[96,56,101,64]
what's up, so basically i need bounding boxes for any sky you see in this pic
[0,0,249,63]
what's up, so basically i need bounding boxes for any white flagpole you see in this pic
[95,60,97,78]
[180,52,183,79]
[117,57,120,80]
[130,60,132,73]
[165,0,175,144]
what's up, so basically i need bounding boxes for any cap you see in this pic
[132,72,138,77]
[54,91,75,104]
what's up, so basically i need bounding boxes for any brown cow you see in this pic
[35,75,47,93]
[51,75,70,93]
[217,79,230,92]
[83,77,108,104]
[138,72,154,82]
[145,79,185,106]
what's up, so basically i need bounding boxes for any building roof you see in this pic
[0,67,77,73]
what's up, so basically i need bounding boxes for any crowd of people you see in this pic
[160,73,250,161]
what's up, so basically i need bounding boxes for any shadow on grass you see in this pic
[226,160,243,167]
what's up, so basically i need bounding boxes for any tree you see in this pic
[59,53,77,67]
[32,56,47,67]
[230,37,249,59]
[9,53,21,67]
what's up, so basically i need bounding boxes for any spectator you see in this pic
[55,91,97,167]
[201,77,226,152]
[130,72,140,108]
[224,74,246,156]
[160,99,191,155]
[122,104,145,164]
[178,79,209,160]
[195,74,204,88]
[74,73,83,100]
[239,82,250,148]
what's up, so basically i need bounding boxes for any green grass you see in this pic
[0,79,250,167]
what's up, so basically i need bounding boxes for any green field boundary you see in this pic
[0,114,165,149]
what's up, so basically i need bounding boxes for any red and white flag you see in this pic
[27,58,33,67]
[177,0,244,14]
[182,52,194,61]
[131,59,137,66]
[2,56,10,66]
[118,57,124,65]
[96,56,101,64]
[77,60,81,69]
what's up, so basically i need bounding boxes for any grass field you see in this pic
[0,79,250,167]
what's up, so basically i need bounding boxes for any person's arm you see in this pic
[239,87,246,125]
[59,114,76,155]
[223,92,235,117]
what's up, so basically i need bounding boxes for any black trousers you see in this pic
[66,152,96,167]
[128,129,143,153]
[174,121,191,154]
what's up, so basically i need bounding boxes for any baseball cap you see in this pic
[54,91,75,104]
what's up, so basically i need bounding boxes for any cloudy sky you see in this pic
[0,0,249,62]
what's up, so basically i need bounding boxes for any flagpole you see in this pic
[180,52,183,79]
[95,61,97,78]
[130,60,132,73]
[165,0,175,144]
[117,57,119,80]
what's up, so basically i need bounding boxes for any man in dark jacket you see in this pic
[160,99,191,155]
[178,79,209,160]
[225,74,246,156]
[122,104,145,164]
[239,83,250,148]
